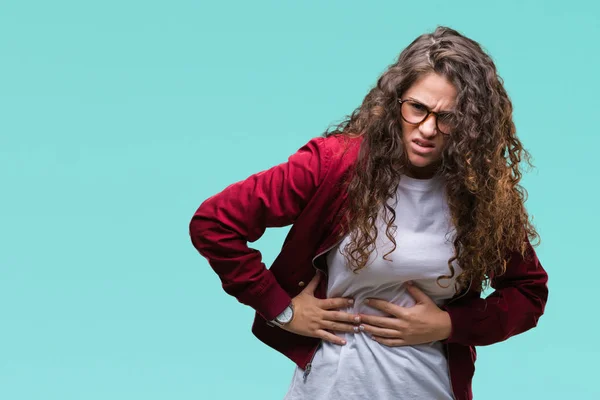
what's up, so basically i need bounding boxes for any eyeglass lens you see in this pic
[401,100,455,134]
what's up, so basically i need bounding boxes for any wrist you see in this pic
[270,302,295,327]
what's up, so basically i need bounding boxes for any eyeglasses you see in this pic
[398,99,457,135]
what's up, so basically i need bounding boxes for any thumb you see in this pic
[303,270,321,295]
[406,281,433,305]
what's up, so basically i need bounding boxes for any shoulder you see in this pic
[314,133,364,165]
[290,134,364,186]
[305,133,364,188]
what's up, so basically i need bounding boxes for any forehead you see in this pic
[403,72,457,110]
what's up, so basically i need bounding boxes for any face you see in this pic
[399,72,457,179]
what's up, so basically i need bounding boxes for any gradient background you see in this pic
[1,1,597,399]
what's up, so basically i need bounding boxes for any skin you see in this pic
[400,72,457,179]
[281,72,457,346]
[283,271,356,345]
[357,282,452,346]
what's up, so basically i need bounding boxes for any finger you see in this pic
[303,270,321,294]
[406,282,433,304]
[365,299,407,318]
[358,314,400,329]
[323,310,360,324]
[317,329,347,345]
[320,320,358,333]
[319,297,355,310]
[371,336,408,347]
[359,323,402,338]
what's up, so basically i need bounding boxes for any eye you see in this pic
[409,102,427,112]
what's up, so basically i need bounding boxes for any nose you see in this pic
[418,113,439,138]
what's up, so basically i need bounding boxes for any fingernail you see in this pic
[353,326,359,333]
[359,325,365,331]
[354,316,360,323]
[341,340,347,345]
[348,299,354,305]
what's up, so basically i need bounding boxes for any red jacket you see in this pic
[189,134,548,400]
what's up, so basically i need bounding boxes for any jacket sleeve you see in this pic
[189,136,331,321]
[442,238,549,346]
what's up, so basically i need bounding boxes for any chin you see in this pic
[408,154,435,168]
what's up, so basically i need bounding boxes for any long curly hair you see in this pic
[323,26,540,292]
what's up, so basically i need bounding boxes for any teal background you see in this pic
[1,1,597,399]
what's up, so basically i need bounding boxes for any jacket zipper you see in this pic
[445,278,472,400]
[303,236,346,382]
[311,235,345,276]
[302,342,321,382]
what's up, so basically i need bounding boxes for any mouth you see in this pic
[412,138,435,148]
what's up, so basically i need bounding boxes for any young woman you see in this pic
[189,26,548,400]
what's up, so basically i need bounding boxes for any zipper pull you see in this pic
[303,363,312,383]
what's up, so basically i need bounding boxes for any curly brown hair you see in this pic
[322,26,540,292]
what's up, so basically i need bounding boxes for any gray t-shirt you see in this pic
[284,174,461,400]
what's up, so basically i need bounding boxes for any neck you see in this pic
[405,164,440,179]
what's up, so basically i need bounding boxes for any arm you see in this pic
[189,136,331,321]
[442,239,549,346]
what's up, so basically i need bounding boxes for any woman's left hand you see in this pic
[357,282,452,346]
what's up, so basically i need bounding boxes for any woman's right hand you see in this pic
[280,271,359,345]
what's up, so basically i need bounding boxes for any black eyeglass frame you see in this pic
[397,98,457,135]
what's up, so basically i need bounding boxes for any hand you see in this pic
[357,282,452,346]
[281,271,359,345]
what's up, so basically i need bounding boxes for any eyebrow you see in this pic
[406,97,455,114]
